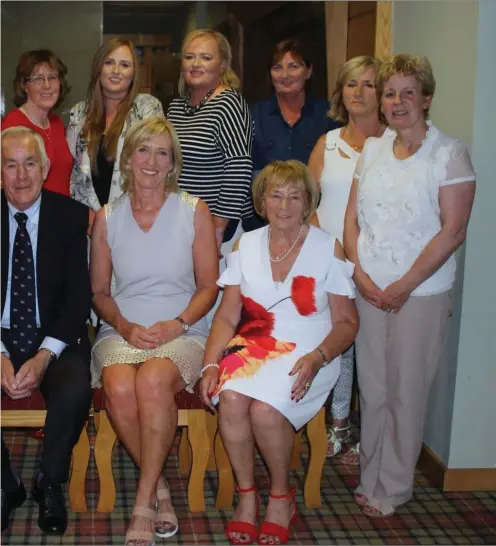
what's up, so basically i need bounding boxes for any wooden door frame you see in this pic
[325,0,392,99]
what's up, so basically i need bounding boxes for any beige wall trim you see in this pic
[375,1,392,60]
[325,1,348,100]
[418,444,496,491]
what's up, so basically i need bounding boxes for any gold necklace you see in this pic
[21,106,52,140]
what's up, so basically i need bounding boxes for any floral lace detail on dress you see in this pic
[180,191,199,211]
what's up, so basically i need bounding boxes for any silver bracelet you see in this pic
[201,363,219,377]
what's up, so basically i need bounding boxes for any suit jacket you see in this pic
[1,189,92,358]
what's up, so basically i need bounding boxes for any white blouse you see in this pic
[317,129,360,242]
[354,122,476,296]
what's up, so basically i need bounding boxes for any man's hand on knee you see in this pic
[1,353,20,398]
[14,351,50,395]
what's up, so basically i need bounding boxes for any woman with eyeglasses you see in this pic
[2,49,73,196]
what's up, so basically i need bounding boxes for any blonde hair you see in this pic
[120,117,182,193]
[178,29,240,97]
[377,54,436,117]
[1,126,49,168]
[83,38,140,171]
[329,56,382,124]
[252,160,318,223]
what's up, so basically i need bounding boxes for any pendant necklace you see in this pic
[21,106,52,140]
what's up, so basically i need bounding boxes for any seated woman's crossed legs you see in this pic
[219,390,296,545]
[103,358,184,545]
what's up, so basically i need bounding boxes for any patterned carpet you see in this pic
[1,424,495,545]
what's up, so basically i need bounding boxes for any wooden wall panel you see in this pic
[375,1,392,60]
[325,1,348,100]
[347,1,376,60]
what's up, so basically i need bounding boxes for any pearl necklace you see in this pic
[268,224,304,263]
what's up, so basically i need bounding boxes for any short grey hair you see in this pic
[1,126,49,168]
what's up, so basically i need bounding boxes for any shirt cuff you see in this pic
[1,341,10,358]
[39,337,67,359]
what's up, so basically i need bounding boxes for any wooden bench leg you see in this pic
[187,410,210,512]
[206,412,217,472]
[69,422,90,512]
[215,429,234,510]
[291,430,303,470]
[178,427,191,476]
[304,408,327,509]
[94,410,117,512]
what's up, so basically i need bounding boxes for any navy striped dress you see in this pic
[167,88,254,220]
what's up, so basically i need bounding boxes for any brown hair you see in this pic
[120,117,182,193]
[82,38,140,171]
[178,29,239,97]
[13,49,71,108]
[269,38,312,70]
[376,54,436,117]
[329,56,382,124]
[252,160,318,223]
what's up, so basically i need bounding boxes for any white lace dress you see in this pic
[355,122,476,295]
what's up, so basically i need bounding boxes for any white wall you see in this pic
[393,0,496,469]
[448,0,496,468]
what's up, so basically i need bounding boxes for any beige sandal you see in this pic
[155,485,179,538]
[125,505,156,546]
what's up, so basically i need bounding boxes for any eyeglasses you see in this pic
[25,74,59,86]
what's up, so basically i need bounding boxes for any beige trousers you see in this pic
[355,291,452,510]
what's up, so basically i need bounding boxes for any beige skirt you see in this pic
[91,334,206,390]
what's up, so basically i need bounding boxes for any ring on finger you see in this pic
[305,382,312,389]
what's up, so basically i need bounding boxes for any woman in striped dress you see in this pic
[167,29,253,258]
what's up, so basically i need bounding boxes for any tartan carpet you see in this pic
[1,424,495,545]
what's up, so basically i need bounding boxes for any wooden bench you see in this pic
[213,407,328,509]
[92,388,215,513]
[1,391,91,512]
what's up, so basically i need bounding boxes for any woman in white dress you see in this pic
[308,56,385,463]
[200,160,358,545]
[344,54,476,517]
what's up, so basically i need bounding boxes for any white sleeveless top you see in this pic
[355,123,476,296]
[316,128,361,242]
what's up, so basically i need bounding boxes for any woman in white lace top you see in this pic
[344,54,476,518]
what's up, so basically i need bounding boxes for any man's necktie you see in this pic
[10,212,37,355]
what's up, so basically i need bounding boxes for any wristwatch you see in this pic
[175,316,189,333]
[38,348,57,366]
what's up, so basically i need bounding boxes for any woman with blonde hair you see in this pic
[91,117,219,545]
[308,55,386,463]
[68,38,164,221]
[345,54,475,517]
[200,160,358,545]
[167,29,253,257]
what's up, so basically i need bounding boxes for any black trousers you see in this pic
[1,332,91,490]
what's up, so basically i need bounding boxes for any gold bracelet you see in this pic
[316,346,328,367]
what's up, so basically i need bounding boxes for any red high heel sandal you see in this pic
[226,486,260,545]
[258,488,297,545]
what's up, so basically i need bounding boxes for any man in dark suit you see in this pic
[1,127,92,535]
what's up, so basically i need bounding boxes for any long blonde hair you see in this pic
[178,29,239,97]
[82,38,140,171]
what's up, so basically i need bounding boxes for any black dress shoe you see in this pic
[32,479,68,535]
[1,481,26,532]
